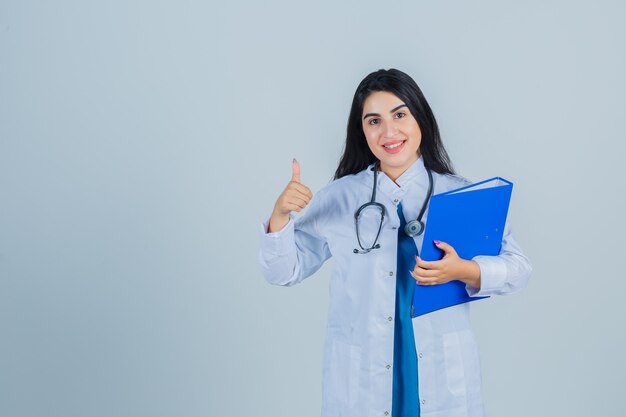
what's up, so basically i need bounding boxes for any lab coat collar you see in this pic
[366,155,428,202]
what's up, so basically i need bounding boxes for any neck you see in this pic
[379,153,420,182]
[380,165,406,183]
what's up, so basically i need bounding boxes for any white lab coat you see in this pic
[258,156,532,417]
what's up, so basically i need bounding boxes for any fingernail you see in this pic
[433,240,441,244]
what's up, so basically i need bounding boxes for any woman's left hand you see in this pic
[409,240,481,289]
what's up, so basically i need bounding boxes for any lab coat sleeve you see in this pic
[465,220,533,297]
[258,190,332,287]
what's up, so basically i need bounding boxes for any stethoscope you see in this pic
[353,162,434,254]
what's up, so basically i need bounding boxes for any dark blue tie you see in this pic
[392,202,420,417]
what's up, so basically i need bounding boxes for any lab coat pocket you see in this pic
[443,332,466,397]
[325,339,361,411]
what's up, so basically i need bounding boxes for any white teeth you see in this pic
[384,142,404,149]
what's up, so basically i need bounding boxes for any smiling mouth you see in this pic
[383,140,406,149]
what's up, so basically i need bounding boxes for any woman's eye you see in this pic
[396,112,405,118]
[369,119,379,126]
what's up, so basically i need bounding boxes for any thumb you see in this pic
[291,158,301,183]
[434,240,457,256]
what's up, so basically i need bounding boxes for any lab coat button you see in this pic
[393,198,399,203]
[419,352,423,358]
[386,364,391,369]
[421,399,426,405]
[389,271,393,276]
[384,411,389,416]
[387,316,393,322]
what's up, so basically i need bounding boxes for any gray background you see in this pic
[1,0,625,416]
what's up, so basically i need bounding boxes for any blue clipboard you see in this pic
[410,177,513,317]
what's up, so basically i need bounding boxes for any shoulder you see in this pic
[437,171,474,189]
[315,167,371,201]
[296,169,369,230]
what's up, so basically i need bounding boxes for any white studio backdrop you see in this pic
[1,1,625,416]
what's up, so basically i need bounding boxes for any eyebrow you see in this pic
[363,103,408,120]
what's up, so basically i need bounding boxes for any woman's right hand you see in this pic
[268,159,314,233]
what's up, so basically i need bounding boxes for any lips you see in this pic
[382,140,406,154]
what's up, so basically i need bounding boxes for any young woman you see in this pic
[258,68,532,417]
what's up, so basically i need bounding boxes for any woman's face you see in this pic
[361,91,422,181]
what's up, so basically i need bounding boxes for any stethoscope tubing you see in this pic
[353,162,433,254]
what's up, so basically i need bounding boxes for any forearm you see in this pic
[259,214,332,287]
[268,212,290,233]
[465,222,532,297]
[259,216,300,286]
[459,260,481,290]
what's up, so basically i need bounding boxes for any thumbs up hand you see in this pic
[268,159,314,233]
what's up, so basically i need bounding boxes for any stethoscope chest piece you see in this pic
[404,219,425,237]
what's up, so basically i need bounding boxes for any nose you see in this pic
[384,120,399,138]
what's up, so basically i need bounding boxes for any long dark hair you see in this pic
[334,68,455,180]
